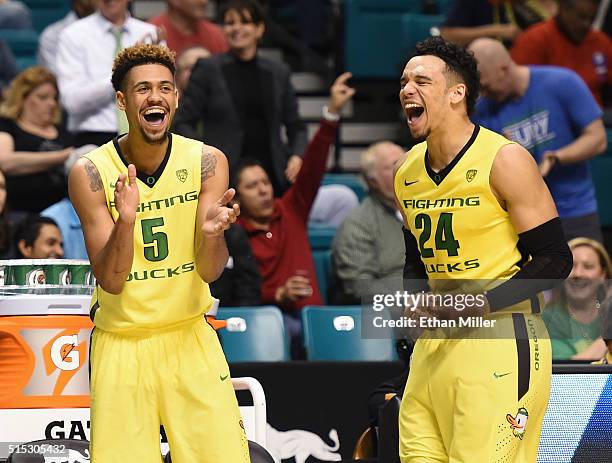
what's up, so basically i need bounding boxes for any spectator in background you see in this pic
[0,39,18,94]
[511,0,612,108]
[56,0,161,147]
[543,237,611,360]
[37,0,97,76]
[331,141,405,304]
[209,224,262,306]
[0,169,14,258]
[0,0,31,29]
[0,67,74,216]
[175,0,357,226]
[235,72,354,352]
[440,0,555,46]
[14,215,64,259]
[470,38,606,242]
[176,45,211,96]
[41,198,87,259]
[149,0,228,56]
[174,0,307,194]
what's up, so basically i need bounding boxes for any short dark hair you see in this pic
[14,215,59,255]
[231,158,267,190]
[111,44,176,92]
[220,0,265,25]
[410,36,480,115]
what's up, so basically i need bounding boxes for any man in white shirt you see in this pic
[56,0,161,147]
[37,0,96,76]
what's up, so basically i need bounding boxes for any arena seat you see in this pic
[0,29,39,59]
[6,438,89,462]
[313,249,332,304]
[589,157,612,227]
[30,7,69,33]
[345,0,421,78]
[308,226,336,251]
[216,306,290,362]
[301,306,397,361]
[400,13,445,50]
[322,173,366,202]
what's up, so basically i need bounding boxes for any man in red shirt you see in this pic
[149,0,228,55]
[511,0,612,107]
[235,73,355,350]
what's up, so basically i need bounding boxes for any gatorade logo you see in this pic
[50,335,80,371]
[60,269,71,286]
[27,269,46,285]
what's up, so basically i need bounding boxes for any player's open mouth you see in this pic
[142,107,167,127]
[405,103,424,126]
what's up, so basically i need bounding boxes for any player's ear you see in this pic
[449,83,466,105]
[175,88,179,109]
[116,91,127,111]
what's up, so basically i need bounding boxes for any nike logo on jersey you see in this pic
[220,373,229,381]
[404,179,419,186]
[493,371,512,379]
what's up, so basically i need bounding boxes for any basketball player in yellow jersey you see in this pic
[394,37,573,462]
[68,45,249,462]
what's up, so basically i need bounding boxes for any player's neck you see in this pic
[119,133,169,176]
[426,118,475,171]
[167,8,198,35]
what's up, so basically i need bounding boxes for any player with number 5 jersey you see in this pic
[69,44,249,462]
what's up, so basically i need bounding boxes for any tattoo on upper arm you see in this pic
[201,149,217,183]
[84,161,103,192]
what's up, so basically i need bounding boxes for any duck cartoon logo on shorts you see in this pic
[506,407,529,439]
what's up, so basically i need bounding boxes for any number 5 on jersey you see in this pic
[141,218,169,261]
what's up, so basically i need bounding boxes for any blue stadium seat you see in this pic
[301,306,397,361]
[15,55,38,71]
[0,29,39,57]
[322,173,366,202]
[589,157,612,227]
[308,226,336,251]
[31,7,70,33]
[216,306,290,362]
[344,0,421,78]
[313,249,332,304]
[401,13,446,50]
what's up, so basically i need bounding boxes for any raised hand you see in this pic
[114,164,139,224]
[328,72,356,115]
[202,188,240,237]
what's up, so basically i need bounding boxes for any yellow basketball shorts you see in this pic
[89,319,250,463]
[399,313,551,463]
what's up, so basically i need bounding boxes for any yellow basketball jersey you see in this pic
[394,125,524,284]
[84,134,214,335]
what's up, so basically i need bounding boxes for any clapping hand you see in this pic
[201,188,240,237]
[114,164,139,224]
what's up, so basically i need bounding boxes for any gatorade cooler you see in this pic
[0,260,94,459]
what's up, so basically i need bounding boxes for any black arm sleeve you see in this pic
[403,227,430,292]
[486,217,573,312]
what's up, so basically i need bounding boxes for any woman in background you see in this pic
[543,237,611,360]
[0,66,73,216]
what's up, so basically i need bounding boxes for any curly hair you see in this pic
[0,66,59,122]
[111,44,176,92]
[411,36,480,115]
